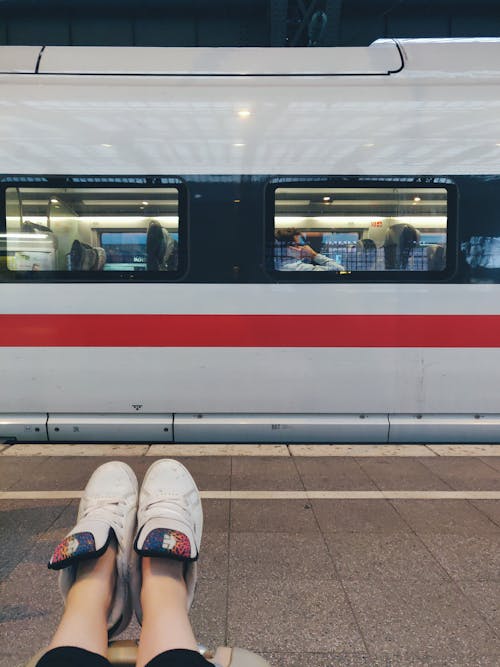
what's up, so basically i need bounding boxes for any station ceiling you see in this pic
[0,0,499,47]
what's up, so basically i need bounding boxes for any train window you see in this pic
[272,185,449,275]
[3,183,182,277]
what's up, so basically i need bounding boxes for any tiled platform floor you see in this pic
[1,446,499,666]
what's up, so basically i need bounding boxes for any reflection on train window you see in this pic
[274,187,448,272]
[4,187,179,273]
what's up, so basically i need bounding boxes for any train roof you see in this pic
[1,39,500,79]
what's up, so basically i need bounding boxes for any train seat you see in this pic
[25,641,271,667]
[426,243,446,271]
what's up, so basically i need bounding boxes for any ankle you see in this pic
[142,556,185,582]
[74,536,117,611]
[140,557,187,606]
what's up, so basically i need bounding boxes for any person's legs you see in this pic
[35,460,138,667]
[132,459,209,667]
[35,538,117,667]
[46,536,117,656]
[136,557,202,667]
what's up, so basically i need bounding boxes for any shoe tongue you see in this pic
[137,518,196,560]
[48,520,111,570]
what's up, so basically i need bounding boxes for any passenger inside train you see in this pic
[273,185,448,273]
[275,227,346,271]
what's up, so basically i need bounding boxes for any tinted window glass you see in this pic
[273,186,448,273]
[4,186,180,274]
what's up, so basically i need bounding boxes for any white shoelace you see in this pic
[141,495,193,532]
[81,497,127,531]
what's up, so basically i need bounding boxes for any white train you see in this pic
[1,38,500,443]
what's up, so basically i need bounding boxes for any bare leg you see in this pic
[136,557,198,667]
[46,538,117,657]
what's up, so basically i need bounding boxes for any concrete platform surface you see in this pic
[0,445,499,667]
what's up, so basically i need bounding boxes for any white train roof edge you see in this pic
[1,39,500,77]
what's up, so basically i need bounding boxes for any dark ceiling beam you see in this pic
[322,0,343,45]
[270,0,289,46]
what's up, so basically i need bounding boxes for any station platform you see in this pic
[1,443,500,667]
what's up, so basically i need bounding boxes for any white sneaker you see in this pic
[48,461,138,638]
[131,459,203,624]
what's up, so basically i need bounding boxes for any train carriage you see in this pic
[1,38,500,443]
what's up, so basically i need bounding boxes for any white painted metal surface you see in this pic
[1,283,500,315]
[0,46,41,73]
[0,41,499,175]
[39,43,401,75]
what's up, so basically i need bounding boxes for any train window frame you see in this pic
[265,177,458,283]
[0,175,188,282]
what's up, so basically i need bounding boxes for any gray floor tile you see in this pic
[145,456,231,491]
[420,457,500,491]
[227,578,365,653]
[198,531,229,581]
[5,456,231,492]
[480,457,500,473]
[417,534,500,581]
[0,655,29,667]
[295,458,377,491]
[28,500,79,565]
[356,458,451,491]
[0,500,73,580]
[455,580,500,629]
[391,500,499,535]
[470,500,500,528]
[229,532,337,581]
[0,561,60,619]
[371,652,500,666]
[0,611,61,662]
[6,457,115,491]
[324,533,448,583]
[231,457,302,491]
[0,458,53,491]
[344,580,500,656]
[311,499,411,534]
[230,500,319,534]
[189,575,228,650]
[202,500,230,533]
[261,652,371,667]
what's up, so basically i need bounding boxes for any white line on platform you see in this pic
[1,490,500,501]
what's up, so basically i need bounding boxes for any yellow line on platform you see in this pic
[1,490,500,501]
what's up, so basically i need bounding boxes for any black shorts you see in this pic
[36,646,211,667]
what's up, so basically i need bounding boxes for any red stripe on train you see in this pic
[0,314,499,347]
